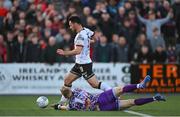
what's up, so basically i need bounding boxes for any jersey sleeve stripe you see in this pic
[90,32,95,38]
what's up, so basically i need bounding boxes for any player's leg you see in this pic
[64,72,80,87]
[119,94,166,110]
[87,75,111,91]
[59,72,79,103]
[82,63,111,91]
[59,64,81,104]
[113,75,151,97]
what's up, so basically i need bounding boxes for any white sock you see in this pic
[100,82,111,91]
[137,84,140,88]
[153,96,156,101]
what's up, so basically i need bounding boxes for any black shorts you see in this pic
[70,63,95,80]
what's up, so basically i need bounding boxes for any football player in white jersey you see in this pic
[56,16,111,105]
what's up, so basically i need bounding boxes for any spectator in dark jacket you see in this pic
[132,45,152,64]
[43,36,58,64]
[118,17,137,46]
[117,36,129,62]
[110,34,119,62]
[152,45,167,63]
[26,35,42,62]
[14,33,27,62]
[6,31,17,62]
[98,12,116,42]
[131,33,151,61]
[93,35,111,62]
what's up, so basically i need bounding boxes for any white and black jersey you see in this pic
[70,27,95,80]
[74,27,94,64]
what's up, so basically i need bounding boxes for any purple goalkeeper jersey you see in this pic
[68,88,98,111]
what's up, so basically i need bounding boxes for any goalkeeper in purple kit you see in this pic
[52,75,166,111]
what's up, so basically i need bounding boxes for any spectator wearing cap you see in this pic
[137,9,172,40]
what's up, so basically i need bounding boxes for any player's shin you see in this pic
[59,84,72,105]
[122,75,151,93]
[122,84,138,93]
[134,98,154,105]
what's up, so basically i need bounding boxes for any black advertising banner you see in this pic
[131,64,180,93]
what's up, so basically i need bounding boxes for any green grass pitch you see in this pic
[0,94,179,116]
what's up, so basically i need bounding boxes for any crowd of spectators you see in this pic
[0,0,180,64]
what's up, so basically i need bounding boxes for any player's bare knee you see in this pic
[113,87,123,97]
[128,99,135,106]
[116,87,123,94]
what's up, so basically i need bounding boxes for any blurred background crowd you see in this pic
[0,0,180,64]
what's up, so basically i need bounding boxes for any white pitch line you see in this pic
[124,110,154,117]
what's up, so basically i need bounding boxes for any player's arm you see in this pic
[90,33,98,44]
[85,98,91,110]
[56,45,83,56]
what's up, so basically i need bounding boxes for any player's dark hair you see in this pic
[68,16,82,25]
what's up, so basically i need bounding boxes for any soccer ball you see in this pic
[36,96,49,108]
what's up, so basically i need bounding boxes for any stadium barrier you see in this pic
[131,64,180,93]
[0,63,130,95]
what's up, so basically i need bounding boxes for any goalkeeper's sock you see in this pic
[99,82,111,91]
[122,84,138,93]
[134,98,154,105]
